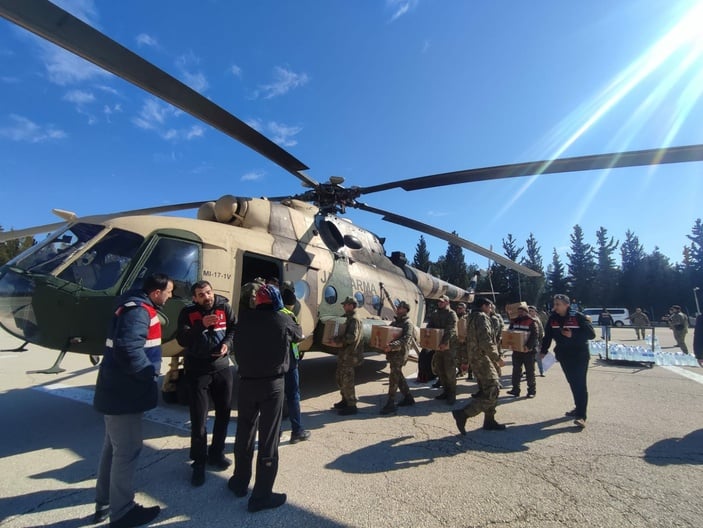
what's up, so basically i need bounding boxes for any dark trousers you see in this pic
[187,367,233,465]
[417,349,436,382]
[511,351,536,395]
[284,360,302,434]
[232,377,284,501]
[559,353,589,420]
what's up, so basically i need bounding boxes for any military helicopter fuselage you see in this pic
[0,195,475,366]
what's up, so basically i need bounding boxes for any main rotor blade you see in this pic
[0,0,317,188]
[356,203,542,278]
[359,144,703,194]
[0,201,207,243]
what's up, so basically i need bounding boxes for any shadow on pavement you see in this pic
[643,428,703,466]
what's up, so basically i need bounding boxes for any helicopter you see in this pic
[1,0,703,391]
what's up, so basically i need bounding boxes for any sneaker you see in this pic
[207,454,232,471]
[526,393,536,399]
[91,504,109,524]
[452,409,467,436]
[338,405,358,416]
[574,418,587,429]
[247,492,287,513]
[227,476,248,498]
[565,409,577,417]
[506,389,519,397]
[290,430,311,443]
[109,504,160,528]
[191,464,205,487]
[397,394,415,407]
[332,399,347,409]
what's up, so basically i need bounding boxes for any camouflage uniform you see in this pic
[668,309,689,354]
[428,305,458,401]
[489,311,504,377]
[453,311,503,431]
[386,314,415,401]
[455,311,469,373]
[629,310,650,340]
[336,309,363,405]
[532,314,545,375]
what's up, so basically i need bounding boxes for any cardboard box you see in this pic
[501,329,528,351]
[370,325,403,350]
[419,328,444,350]
[322,319,346,348]
[456,318,467,342]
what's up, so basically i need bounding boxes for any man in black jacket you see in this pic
[177,280,235,486]
[228,284,302,512]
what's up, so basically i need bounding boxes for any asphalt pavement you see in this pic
[0,327,701,528]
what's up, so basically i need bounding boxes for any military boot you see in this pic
[380,400,397,415]
[332,399,347,409]
[452,410,467,435]
[482,416,506,431]
[397,393,415,407]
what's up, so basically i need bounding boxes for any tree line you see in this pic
[412,219,703,320]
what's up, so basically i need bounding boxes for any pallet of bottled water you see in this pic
[589,335,699,367]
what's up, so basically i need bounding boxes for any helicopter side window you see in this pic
[354,291,364,306]
[324,285,338,304]
[132,238,200,299]
[58,229,143,290]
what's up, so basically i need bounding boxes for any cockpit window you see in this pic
[130,237,200,299]
[10,223,104,274]
[58,228,144,290]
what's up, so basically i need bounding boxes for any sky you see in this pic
[1,0,702,272]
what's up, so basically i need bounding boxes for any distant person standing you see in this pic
[228,284,302,512]
[380,301,416,414]
[454,302,469,378]
[333,297,364,415]
[280,282,311,443]
[529,305,546,376]
[668,305,689,354]
[93,273,173,527]
[598,309,614,340]
[628,308,650,340]
[176,280,235,487]
[427,295,458,404]
[541,294,595,429]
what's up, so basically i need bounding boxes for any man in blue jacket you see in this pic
[177,280,235,486]
[93,273,173,528]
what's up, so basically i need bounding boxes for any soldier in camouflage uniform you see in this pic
[668,305,689,354]
[452,297,506,434]
[629,308,650,340]
[333,297,364,415]
[427,294,458,404]
[380,301,416,415]
[529,305,546,376]
[454,303,469,377]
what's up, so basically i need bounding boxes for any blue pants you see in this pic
[558,353,589,420]
[284,362,302,434]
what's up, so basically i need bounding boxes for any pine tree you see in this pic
[441,233,468,288]
[620,230,645,309]
[567,225,596,306]
[685,218,703,277]
[593,227,619,306]
[412,235,431,272]
[0,227,35,265]
[491,234,523,303]
[545,248,569,301]
[521,233,546,306]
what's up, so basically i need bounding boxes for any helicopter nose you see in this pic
[0,269,39,342]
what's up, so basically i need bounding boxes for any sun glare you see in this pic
[494,1,703,226]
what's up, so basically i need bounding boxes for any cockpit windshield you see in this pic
[9,223,104,274]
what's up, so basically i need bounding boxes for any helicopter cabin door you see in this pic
[122,233,202,348]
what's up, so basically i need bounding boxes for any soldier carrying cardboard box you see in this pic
[380,301,416,415]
